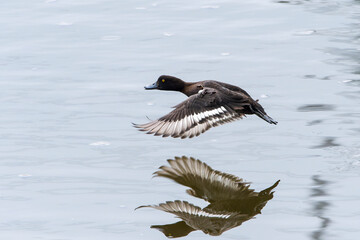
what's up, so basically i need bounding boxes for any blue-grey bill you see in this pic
[144,82,158,90]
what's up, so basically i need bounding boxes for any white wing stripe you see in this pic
[157,201,231,218]
[179,113,241,138]
[136,104,241,138]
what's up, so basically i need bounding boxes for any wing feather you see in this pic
[154,156,256,202]
[134,88,248,138]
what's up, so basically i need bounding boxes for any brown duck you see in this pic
[134,75,277,138]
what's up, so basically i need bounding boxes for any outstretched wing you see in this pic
[137,200,249,236]
[133,88,247,138]
[154,156,256,202]
[137,200,230,220]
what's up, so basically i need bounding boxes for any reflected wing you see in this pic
[133,88,246,138]
[138,200,249,236]
[154,156,256,202]
[137,200,231,219]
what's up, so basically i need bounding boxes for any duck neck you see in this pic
[181,82,199,97]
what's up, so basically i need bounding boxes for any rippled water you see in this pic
[1,0,360,239]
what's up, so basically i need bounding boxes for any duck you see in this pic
[134,75,277,139]
[136,156,280,237]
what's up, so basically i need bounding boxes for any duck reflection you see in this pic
[137,156,280,238]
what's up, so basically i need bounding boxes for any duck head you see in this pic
[145,75,186,91]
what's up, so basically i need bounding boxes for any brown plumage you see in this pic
[153,156,256,202]
[136,156,280,237]
[134,75,277,139]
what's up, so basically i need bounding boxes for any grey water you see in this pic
[0,0,360,239]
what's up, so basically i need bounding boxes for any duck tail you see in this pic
[250,101,278,125]
[255,110,278,125]
[259,180,280,195]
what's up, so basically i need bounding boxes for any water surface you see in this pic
[0,0,360,239]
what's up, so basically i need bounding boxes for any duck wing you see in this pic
[203,80,252,97]
[133,87,248,138]
[136,200,250,236]
[153,156,256,202]
[203,80,278,125]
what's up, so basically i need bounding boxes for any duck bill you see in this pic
[144,82,158,90]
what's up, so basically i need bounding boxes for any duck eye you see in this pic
[162,79,165,83]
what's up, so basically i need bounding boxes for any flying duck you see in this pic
[134,75,277,139]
